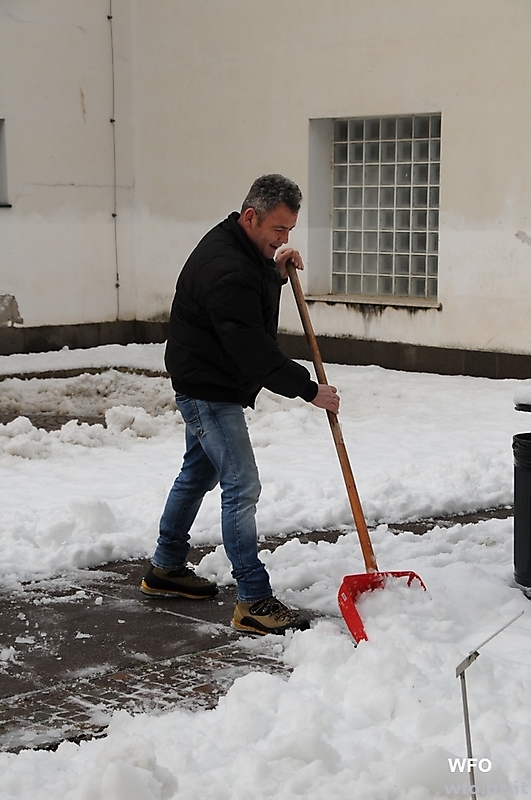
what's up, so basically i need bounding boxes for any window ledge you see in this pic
[305,293,441,310]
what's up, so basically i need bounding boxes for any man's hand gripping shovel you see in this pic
[286,262,426,643]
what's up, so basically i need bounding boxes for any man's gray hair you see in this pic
[241,174,302,217]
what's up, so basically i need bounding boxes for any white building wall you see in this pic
[0,0,134,326]
[1,0,531,356]
[129,0,531,355]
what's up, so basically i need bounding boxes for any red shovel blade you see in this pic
[338,571,426,643]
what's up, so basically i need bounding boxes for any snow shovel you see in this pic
[286,263,426,643]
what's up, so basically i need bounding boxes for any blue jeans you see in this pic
[152,394,272,602]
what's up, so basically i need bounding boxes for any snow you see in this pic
[1,343,530,799]
[0,343,165,377]
[514,381,531,408]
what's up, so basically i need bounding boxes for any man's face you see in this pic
[239,203,298,259]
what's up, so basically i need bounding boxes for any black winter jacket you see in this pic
[164,212,318,408]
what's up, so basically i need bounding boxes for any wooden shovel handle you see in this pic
[286,262,378,573]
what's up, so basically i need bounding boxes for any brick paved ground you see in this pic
[0,639,290,753]
[0,556,300,754]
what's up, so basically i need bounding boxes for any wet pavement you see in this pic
[0,554,298,753]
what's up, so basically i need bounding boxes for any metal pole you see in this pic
[108,1,120,320]
[454,611,524,800]
[457,658,478,799]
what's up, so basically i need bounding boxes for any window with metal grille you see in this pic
[331,114,440,299]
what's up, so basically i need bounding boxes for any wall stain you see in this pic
[516,230,531,247]
[306,299,440,319]
[0,294,23,326]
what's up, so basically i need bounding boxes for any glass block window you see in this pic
[332,114,440,299]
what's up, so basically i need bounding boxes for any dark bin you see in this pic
[513,433,531,587]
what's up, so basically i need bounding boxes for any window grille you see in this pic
[331,114,440,299]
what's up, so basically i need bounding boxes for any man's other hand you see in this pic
[311,384,340,414]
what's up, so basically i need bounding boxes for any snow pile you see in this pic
[0,407,180,460]
[0,369,174,418]
[514,380,531,407]
[0,343,165,377]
